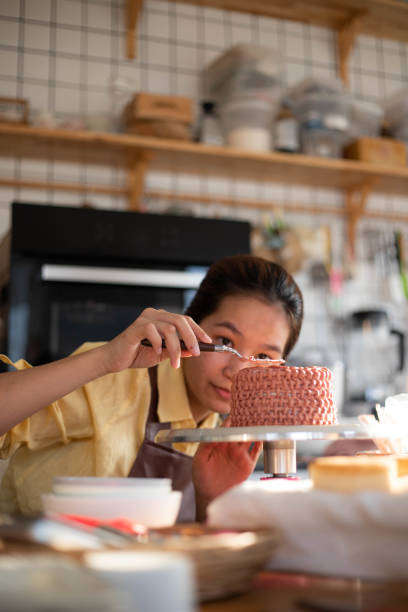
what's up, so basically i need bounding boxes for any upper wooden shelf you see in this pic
[167,0,408,43]
[1,123,408,196]
[127,1,408,77]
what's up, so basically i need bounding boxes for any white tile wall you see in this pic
[1,0,408,357]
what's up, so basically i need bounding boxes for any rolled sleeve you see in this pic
[0,354,94,459]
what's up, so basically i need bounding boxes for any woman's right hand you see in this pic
[193,416,262,521]
[99,307,213,374]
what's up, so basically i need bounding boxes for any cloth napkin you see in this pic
[207,479,408,580]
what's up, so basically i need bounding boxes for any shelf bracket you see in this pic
[126,0,143,59]
[345,181,375,259]
[127,152,152,210]
[337,10,367,86]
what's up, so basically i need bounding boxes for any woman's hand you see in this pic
[192,417,262,521]
[99,307,213,374]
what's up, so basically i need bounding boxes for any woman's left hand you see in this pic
[192,417,262,521]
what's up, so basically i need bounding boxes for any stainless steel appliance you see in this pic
[344,309,405,415]
[2,202,250,365]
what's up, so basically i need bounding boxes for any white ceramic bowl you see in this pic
[52,476,172,497]
[84,550,195,612]
[42,490,182,527]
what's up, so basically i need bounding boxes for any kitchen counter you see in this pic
[2,538,408,612]
[200,571,408,612]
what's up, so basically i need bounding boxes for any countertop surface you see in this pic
[1,533,408,612]
[200,570,408,612]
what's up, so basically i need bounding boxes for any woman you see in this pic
[0,254,303,520]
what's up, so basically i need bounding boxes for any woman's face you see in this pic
[183,294,291,424]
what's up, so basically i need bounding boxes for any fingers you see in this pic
[231,440,262,465]
[221,415,232,428]
[136,308,212,369]
[249,441,263,462]
[183,314,213,346]
[142,322,163,356]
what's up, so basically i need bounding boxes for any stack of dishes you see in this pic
[42,477,182,528]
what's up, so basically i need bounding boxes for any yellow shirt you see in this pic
[0,343,219,515]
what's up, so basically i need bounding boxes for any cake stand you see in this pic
[155,423,403,476]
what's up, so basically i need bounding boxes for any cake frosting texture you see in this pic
[230,365,336,427]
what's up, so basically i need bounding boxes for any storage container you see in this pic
[300,126,346,158]
[287,78,351,157]
[350,99,383,138]
[220,96,277,152]
[383,88,408,142]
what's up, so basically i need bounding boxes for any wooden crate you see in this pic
[344,137,407,167]
[0,97,29,124]
[123,92,193,124]
[126,119,192,140]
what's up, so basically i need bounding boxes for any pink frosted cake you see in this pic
[230,366,336,427]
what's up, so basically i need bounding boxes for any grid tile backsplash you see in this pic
[1,0,408,357]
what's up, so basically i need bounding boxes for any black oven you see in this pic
[4,202,250,365]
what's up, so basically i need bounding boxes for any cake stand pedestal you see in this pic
[156,423,402,477]
[263,440,297,475]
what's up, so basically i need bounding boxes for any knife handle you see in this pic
[141,338,215,352]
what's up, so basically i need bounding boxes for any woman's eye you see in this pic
[217,336,233,347]
[255,353,274,361]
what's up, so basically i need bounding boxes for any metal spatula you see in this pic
[141,338,285,364]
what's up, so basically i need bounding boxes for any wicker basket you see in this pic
[144,524,280,602]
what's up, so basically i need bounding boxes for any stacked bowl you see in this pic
[42,477,182,528]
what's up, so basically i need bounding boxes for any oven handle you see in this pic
[41,264,206,289]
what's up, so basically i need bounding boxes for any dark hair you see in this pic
[185,254,303,358]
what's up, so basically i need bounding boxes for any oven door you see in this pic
[7,260,206,365]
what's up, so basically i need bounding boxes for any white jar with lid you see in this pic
[220,96,278,152]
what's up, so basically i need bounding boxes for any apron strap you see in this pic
[144,366,172,444]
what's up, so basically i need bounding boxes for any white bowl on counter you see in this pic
[42,476,181,527]
[84,550,196,612]
[42,489,182,527]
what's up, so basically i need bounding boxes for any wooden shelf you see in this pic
[1,123,408,256]
[127,0,408,82]
[166,0,408,43]
[1,123,408,195]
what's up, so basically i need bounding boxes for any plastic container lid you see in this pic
[221,96,275,113]
[203,43,283,92]
[287,77,346,102]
